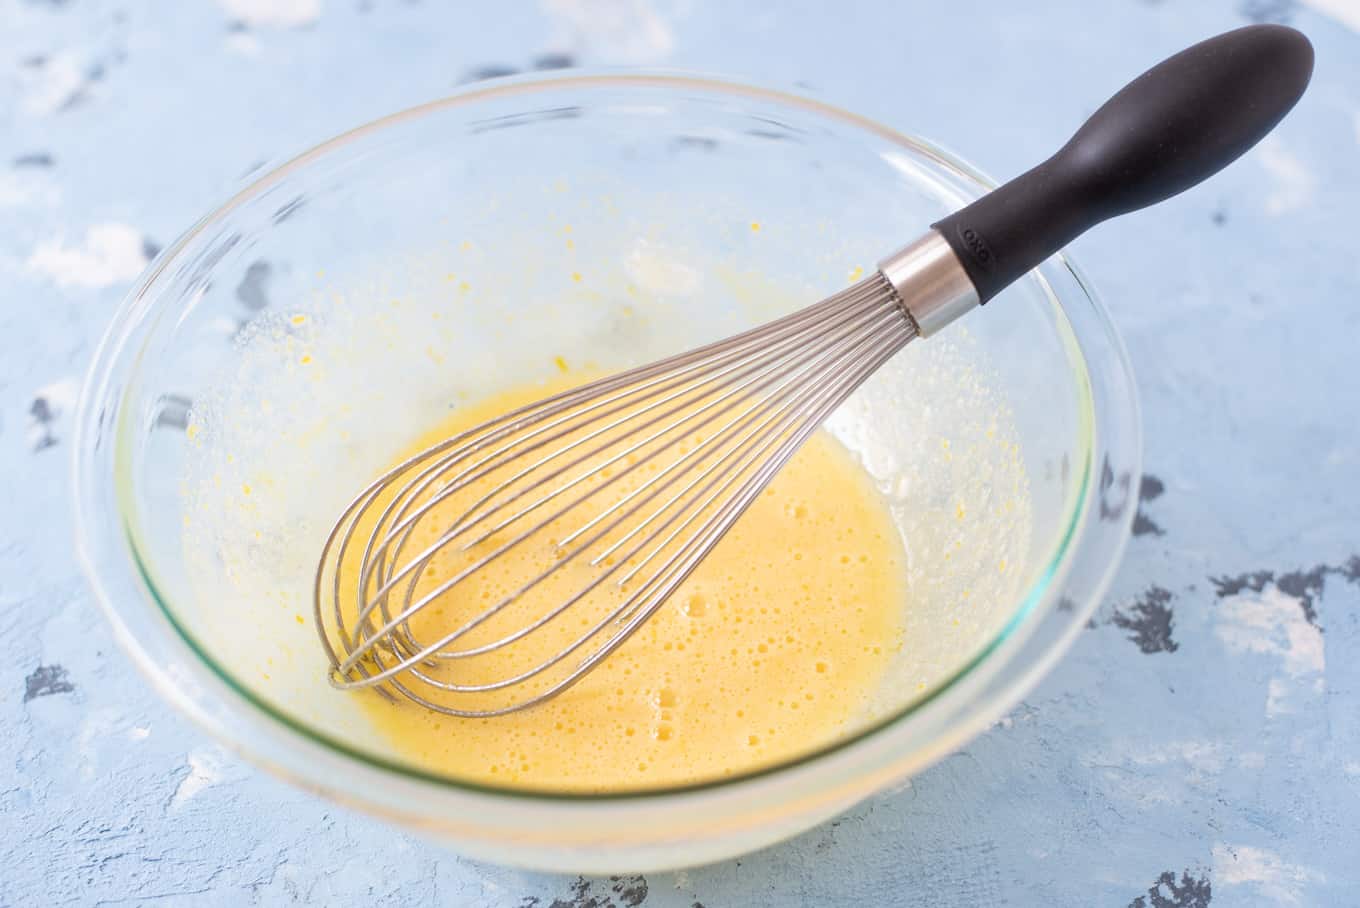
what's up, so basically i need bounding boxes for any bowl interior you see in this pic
[112,76,1091,793]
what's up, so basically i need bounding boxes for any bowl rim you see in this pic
[72,68,1140,807]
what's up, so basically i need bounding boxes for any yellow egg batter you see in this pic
[350,375,909,791]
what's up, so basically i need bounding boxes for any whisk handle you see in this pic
[930,24,1313,304]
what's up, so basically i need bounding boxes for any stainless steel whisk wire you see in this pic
[316,274,918,716]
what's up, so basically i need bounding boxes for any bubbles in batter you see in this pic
[349,374,910,791]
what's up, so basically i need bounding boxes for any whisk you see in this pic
[316,25,1312,716]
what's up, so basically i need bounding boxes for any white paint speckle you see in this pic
[76,711,122,780]
[33,377,79,413]
[1344,761,1360,777]
[19,52,88,115]
[27,223,150,289]
[543,0,675,63]
[28,377,80,449]
[1213,844,1323,906]
[1303,0,1360,33]
[1256,137,1317,216]
[218,0,321,27]
[128,725,151,741]
[1265,676,1326,718]
[1239,751,1267,769]
[170,750,229,808]
[1112,739,1225,785]
[1176,740,1224,774]
[1215,584,1324,716]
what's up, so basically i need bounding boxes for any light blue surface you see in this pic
[3,1,1359,905]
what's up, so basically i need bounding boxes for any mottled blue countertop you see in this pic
[4,1,1360,905]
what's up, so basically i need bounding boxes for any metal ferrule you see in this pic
[877,231,980,338]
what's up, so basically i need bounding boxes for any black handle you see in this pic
[931,25,1314,303]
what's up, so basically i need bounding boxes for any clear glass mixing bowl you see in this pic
[73,72,1140,873]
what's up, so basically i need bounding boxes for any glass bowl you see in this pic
[73,71,1140,873]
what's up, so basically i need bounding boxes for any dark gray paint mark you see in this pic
[236,260,272,311]
[468,106,583,133]
[1098,455,1134,523]
[1128,869,1212,907]
[672,135,719,152]
[13,153,54,168]
[22,54,48,67]
[1057,596,1076,612]
[154,394,193,430]
[142,237,162,260]
[1211,558,1360,629]
[1211,208,1227,226]
[748,114,803,135]
[521,875,648,908]
[1134,474,1166,537]
[609,876,647,907]
[24,665,75,702]
[57,91,89,113]
[1132,512,1164,536]
[185,231,241,295]
[1210,569,1274,599]
[746,128,793,141]
[1111,586,1177,653]
[226,19,248,32]
[1276,566,1329,626]
[53,60,101,112]
[1239,0,1295,22]
[272,195,306,224]
[29,396,57,450]
[534,52,575,70]
[465,63,520,82]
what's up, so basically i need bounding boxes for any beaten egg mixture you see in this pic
[347,375,910,791]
